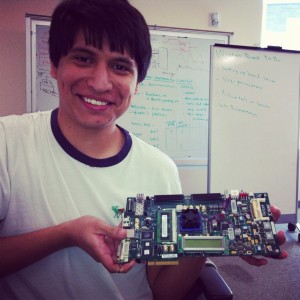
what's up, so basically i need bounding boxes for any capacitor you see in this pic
[145,217,152,226]
[135,218,139,230]
[235,228,241,236]
[212,219,218,228]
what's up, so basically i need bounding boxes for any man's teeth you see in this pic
[83,97,108,106]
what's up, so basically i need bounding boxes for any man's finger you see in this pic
[277,230,286,246]
[278,250,288,259]
[118,260,136,273]
[104,260,136,274]
[101,224,127,240]
[270,205,281,222]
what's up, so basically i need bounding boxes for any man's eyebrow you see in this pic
[113,56,136,66]
[68,47,96,55]
[69,47,136,65]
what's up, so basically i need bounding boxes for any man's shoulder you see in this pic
[0,111,51,130]
[0,111,52,147]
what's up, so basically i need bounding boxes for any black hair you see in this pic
[49,0,152,82]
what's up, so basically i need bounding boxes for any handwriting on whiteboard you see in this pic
[36,25,58,98]
[213,50,281,118]
[119,34,222,160]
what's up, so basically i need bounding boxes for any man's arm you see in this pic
[146,257,206,300]
[0,216,134,278]
[0,221,71,278]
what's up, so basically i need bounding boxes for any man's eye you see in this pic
[112,64,130,73]
[74,56,93,64]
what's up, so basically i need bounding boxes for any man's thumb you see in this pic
[103,225,127,239]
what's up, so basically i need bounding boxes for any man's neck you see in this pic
[57,114,125,159]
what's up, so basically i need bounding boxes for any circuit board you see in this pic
[117,191,281,265]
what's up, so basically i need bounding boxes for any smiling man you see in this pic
[0,0,206,299]
[51,32,139,159]
[0,0,287,299]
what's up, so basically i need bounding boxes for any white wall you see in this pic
[0,0,60,117]
[131,0,263,46]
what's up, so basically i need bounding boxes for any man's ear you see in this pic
[50,63,57,79]
[134,83,140,95]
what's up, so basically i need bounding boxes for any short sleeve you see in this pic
[0,120,11,221]
[169,162,183,194]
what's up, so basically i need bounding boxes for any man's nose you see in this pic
[86,63,113,91]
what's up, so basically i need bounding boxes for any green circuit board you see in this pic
[117,191,281,265]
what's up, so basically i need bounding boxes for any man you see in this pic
[0,0,287,299]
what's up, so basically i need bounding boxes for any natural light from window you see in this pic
[262,0,300,50]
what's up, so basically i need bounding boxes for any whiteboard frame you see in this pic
[148,25,233,42]
[208,44,300,223]
[130,26,232,166]
[26,14,52,113]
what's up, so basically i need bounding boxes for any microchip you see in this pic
[221,223,229,230]
[130,242,138,250]
[142,241,152,256]
[181,209,201,230]
[265,231,274,240]
[141,231,154,240]
[160,212,171,240]
[263,222,271,230]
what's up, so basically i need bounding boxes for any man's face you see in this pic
[50,31,139,132]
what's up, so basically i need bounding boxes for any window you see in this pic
[262,0,300,50]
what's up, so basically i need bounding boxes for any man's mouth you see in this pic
[83,97,110,106]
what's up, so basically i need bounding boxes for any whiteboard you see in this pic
[208,44,300,223]
[26,15,58,113]
[118,28,231,164]
[26,15,232,166]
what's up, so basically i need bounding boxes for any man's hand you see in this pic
[0,216,135,277]
[67,216,135,273]
[241,205,288,266]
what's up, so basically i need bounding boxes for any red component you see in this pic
[239,191,248,198]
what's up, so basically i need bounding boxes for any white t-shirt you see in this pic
[0,109,182,300]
